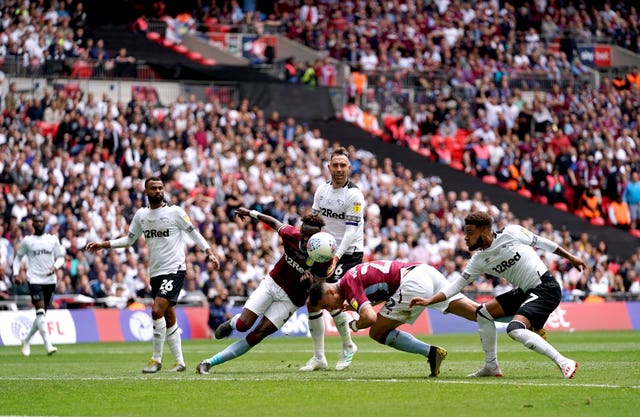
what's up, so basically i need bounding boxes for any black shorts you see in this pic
[28,283,56,309]
[150,270,186,305]
[494,272,561,330]
[328,252,363,283]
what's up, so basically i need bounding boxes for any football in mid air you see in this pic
[306,232,337,263]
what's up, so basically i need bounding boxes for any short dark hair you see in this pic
[144,177,163,188]
[465,211,492,227]
[308,282,325,308]
[330,146,349,161]
[301,213,325,229]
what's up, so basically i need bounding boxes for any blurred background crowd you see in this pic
[2,1,640,332]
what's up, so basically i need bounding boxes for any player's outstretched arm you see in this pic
[234,207,283,231]
[409,291,447,308]
[85,241,110,253]
[554,245,588,272]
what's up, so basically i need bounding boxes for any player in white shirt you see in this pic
[86,177,220,373]
[13,214,66,357]
[301,147,365,372]
[410,211,587,379]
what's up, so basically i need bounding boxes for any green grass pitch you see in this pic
[1,331,638,417]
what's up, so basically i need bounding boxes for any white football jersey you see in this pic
[14,234,66,285]
[114,204,209,277]
[443,225,554,299]
[312,180,365,256]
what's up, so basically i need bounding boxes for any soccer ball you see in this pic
[306,232,337,263]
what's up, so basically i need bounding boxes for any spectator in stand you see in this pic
[581,185,603,221]
[342,97,363,125]
[283,56,298,83]
[608,194,631,230]
[629,272,640,300]
[623,171,640,230]
[207,294,232,339]
[299,0,318,26]
[114,48,136,78]
[300,61,317,86]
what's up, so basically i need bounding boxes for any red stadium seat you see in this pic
[482,175,498,185]
[417,148,431,158]
[450,161,464,171]
[187,51,203,61]
[161,38,174,48]
[553,202,569,211]
[590,217,605,226]
[497,181,512,190]
[517,188,532,199]
[146,31,161,42]
[173,44,188,54]
[629,229,640,238]
[533,195,548,205]
[199,58,216,66]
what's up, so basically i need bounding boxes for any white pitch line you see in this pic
[0,376,637,389]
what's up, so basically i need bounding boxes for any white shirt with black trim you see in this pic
[13,234,66,285]
[312,180,365,258]
[110,204,210,278]
[443,225,558,299]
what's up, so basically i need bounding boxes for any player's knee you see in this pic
[475,304,493,322]
[506,320,526,339]
[151,306,165,320]
[235,317,249,332]
[308,312,323,321]
[368,327,389,344]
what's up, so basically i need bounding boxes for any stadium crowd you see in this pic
[0,0,138,79]
[1,84,639,314]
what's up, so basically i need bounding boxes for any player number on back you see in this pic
[361,260,392,274]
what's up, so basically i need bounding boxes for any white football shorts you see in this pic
[379,264,464,324]
[243,275,299,329]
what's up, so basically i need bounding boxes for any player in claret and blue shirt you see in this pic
[309,260,492,377]
[196,207,332,374]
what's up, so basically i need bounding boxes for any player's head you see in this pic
[464,211,493,251]
[32,214,45,236]
[144,177,165,207]
[328,146,351,188]
[309,281,343,310]
[300,212,326,250]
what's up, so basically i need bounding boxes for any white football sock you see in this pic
[331,310,354,350]
[476,305,498,364]
[152,317,166,362]
[308,312,325,359]
[166,323,184,365]
[34,309,53,350]
[508,324,564,364]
